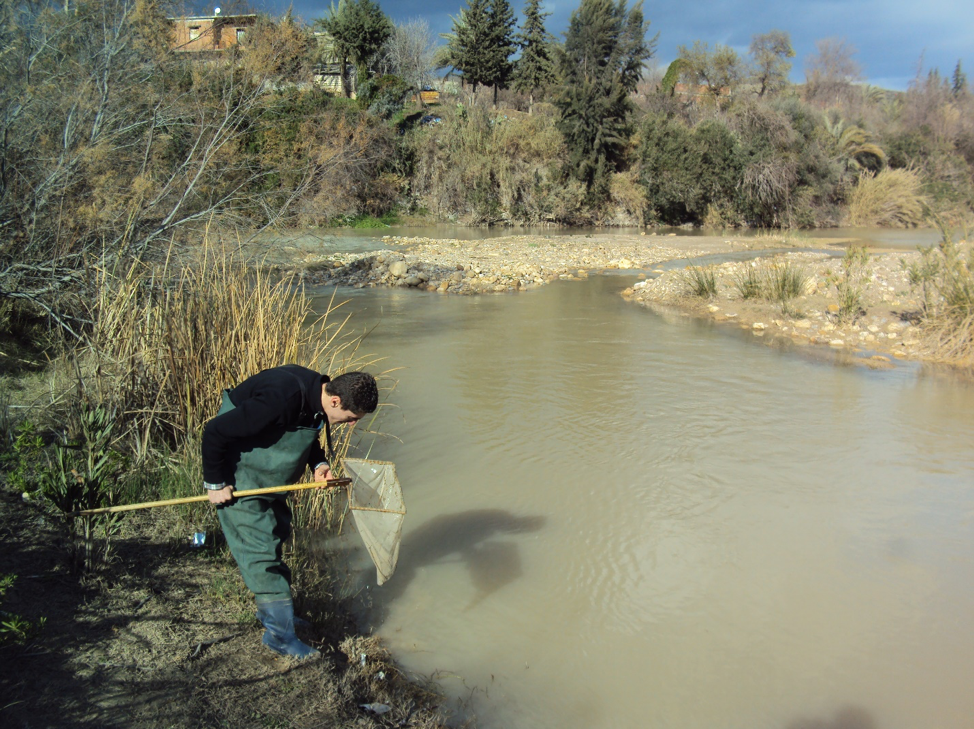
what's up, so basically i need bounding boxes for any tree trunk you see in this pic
[340,59,351,98]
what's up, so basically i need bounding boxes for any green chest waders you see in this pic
[215,390,323,601]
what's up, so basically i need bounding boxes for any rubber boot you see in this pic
[255,610,310,629]
[256,599,320,659]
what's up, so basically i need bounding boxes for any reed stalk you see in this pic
[78,232,392,531]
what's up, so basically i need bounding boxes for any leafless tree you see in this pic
[378,18,437,92]
[0,0,366,338]
[804,37,863,108]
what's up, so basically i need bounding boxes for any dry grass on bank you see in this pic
[1,235,430,726]
[908,222,974,367]
[88,239,355,447]
[1,234,394,572]
[847,169,927,228]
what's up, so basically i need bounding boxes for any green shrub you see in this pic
[1,420,45,493]
[39,405,128,572]
[359,75,412,119]
[640,116,744,225]
[639,114,698,224]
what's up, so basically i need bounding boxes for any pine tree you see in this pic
[512,0,556,111]
[452,0,492,93]
[437,11,468,84]
[953,60,968,98]
[554,0,655,209]
[484,0,517,105]
[451,0,515,103]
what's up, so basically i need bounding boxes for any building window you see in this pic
[189,26,201,40]
[236,28,246,42]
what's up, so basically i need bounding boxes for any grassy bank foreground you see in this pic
[0,488,445,728]
[0,243,451,728]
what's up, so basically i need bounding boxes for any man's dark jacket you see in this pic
[201,365,328,485]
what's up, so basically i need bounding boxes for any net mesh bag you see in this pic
[342,458,406,586]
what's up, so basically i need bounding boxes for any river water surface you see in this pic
[311,273,974,729]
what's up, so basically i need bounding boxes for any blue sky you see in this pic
[264,0,972,91]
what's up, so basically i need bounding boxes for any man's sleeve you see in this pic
[201,390,289,484]
[307,435,326,471]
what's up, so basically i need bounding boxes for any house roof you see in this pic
[166,14,257,22]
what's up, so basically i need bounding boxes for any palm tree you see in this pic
[823,111,887,175]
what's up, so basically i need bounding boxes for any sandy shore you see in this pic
[304,231,933,367]
[305,231,806,289]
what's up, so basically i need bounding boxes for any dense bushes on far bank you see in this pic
[2,0,973,346]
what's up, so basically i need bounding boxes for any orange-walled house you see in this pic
[168,12,257,53]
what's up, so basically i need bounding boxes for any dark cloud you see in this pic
[272,0,971,90]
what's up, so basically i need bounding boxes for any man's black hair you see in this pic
[325,372,378,415]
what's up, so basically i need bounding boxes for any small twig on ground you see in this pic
[188,631,242,660]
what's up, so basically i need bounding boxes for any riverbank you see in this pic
[623,249,926,366]
[0,483,448,728]
[304,231,815,293]
[304,231,936,367]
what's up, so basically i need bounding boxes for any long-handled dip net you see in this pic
[74,460,407,585]
[340,458,406,586]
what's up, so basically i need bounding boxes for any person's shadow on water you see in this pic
[362,509,546,628]
[787,705,878,729]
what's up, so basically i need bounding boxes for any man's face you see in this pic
[323,393,362,425]
[329,406,361,426]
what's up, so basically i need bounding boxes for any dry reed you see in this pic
[79,234,392,532]
[908,220,974,367]
[847,169,927,228]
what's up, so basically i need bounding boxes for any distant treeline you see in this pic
[1,0,972,338]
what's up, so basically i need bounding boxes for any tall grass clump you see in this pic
[763,260,809,315]
[87,239,360,450]
[827,245,871,322]
[904,219,974,365]
[681,264,719,298]
[847,169,927,228]
[76,236,389,529]
[732,265,762,299]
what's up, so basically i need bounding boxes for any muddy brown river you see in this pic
[312,272,974,729]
